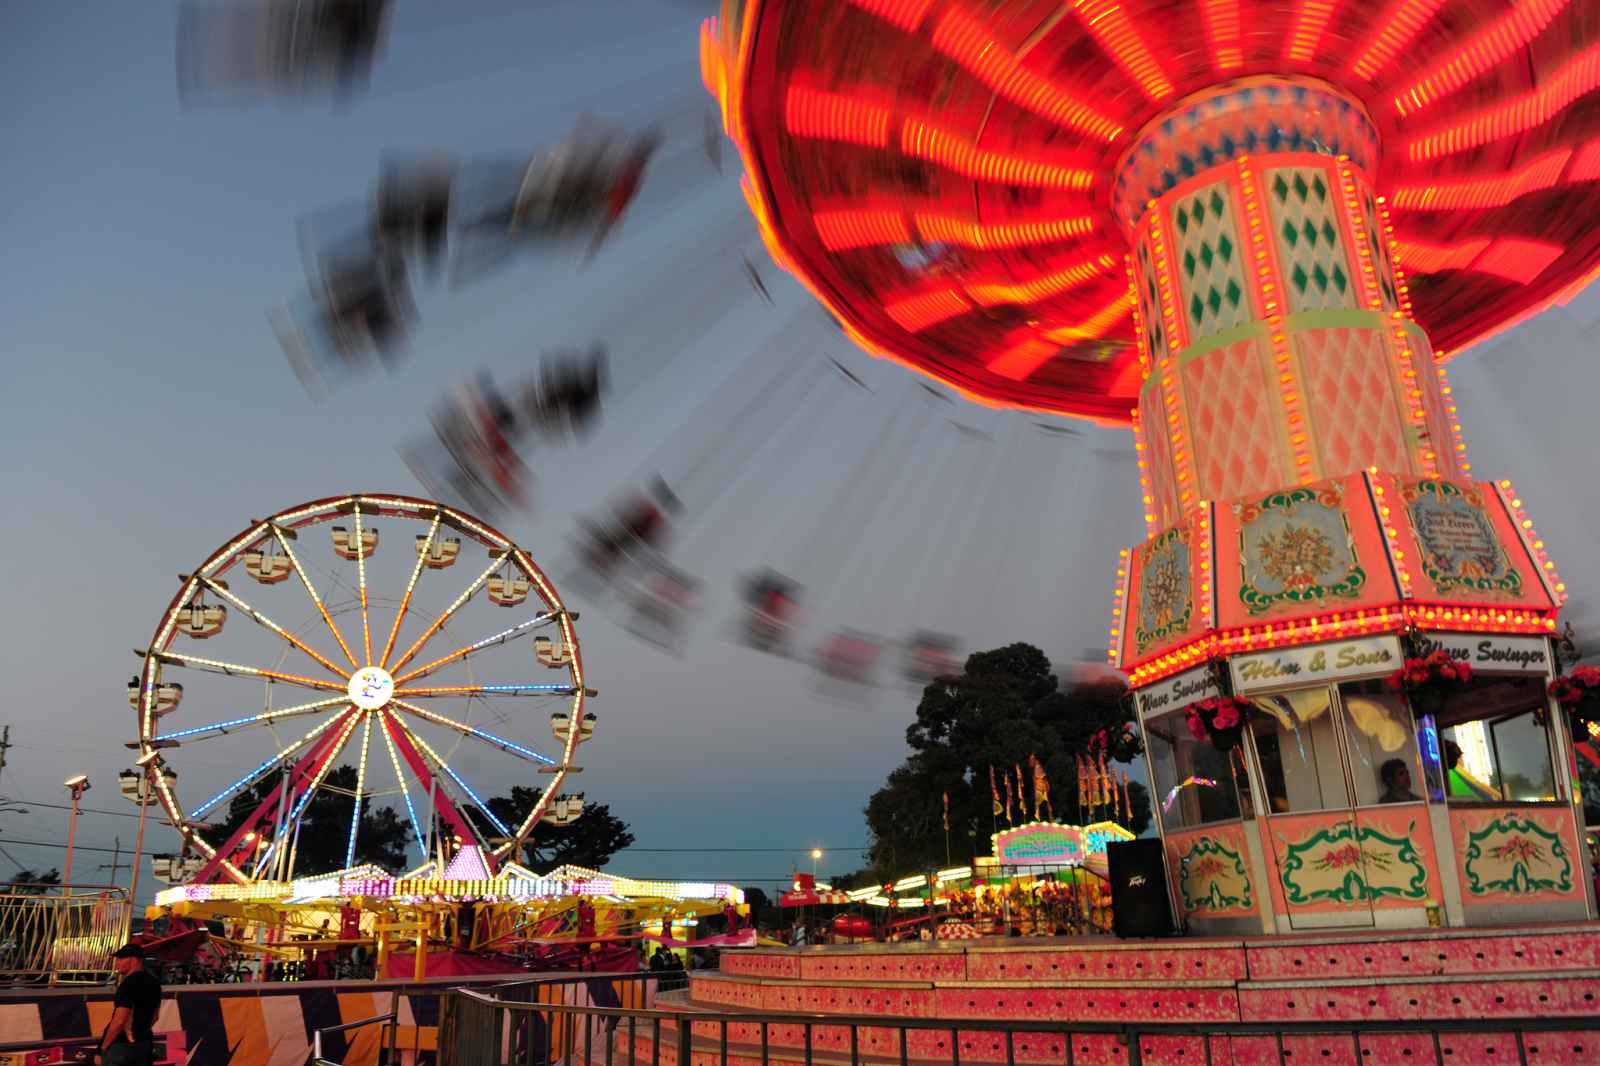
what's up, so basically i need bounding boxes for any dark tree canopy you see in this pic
[465,788,635,875]
[9,869,61,893]
[863,643,1151,877]
[200,764,410,876]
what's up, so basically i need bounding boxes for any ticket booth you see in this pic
[1138,633,1596,934]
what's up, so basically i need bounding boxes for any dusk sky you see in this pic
[4,3,1599,904]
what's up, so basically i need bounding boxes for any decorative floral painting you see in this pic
[1135,524,1193,653]
[1237,485,1365,616]
[1462,812,1572,896]
[1176,834,1253,913]
[1278,819,1428,906]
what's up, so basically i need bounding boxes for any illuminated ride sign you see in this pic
[990,821,1135,867]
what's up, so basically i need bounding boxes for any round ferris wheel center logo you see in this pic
[348,666,395,711]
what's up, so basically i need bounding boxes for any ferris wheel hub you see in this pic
[348,666,395,711]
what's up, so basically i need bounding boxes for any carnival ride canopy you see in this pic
[704,0,1600,423]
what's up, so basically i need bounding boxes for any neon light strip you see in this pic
[966,254,1118,306]
[380,710,428,853]
[1350,0,1448,81]
[196,576,348,679]
[927,6,1122,142]
[1199,0,1243,73]
[345,712,373,869]
[391,698,556,765]
[354,503,372,665]
[393,612,560,686]
[272,525,358,669]
[397,683,576,696]
[1390,147,1572,211]
[388,552,506,673]
[191,711,348,818]
[390,715,510,837]
[153,651,347,692]
[380,513,440,668]
[784,87,889,146]
[282,713,363,829]
[1285,0,1339,64]
[152,696,344,742]
[898,119,1095,190]
[1406,42,1600,161]
[1069,0,1173,101]
[845,0,934,32]
[1392,0,1569,117]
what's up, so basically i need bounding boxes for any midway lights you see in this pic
[153,852,741,909]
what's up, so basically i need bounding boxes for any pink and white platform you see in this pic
[617,927,1600,1066]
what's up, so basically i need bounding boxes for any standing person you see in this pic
[97,944,161,1066]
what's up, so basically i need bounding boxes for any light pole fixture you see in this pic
[62,775,91,888]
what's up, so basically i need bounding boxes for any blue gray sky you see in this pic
[3,3,1597,904]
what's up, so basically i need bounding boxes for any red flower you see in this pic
[1572,666,1600,689]
[1186,712,1208,741]
[1212,703,1240,730]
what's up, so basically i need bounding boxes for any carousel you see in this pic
[701,1,1600,934]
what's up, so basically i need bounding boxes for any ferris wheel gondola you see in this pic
[129,494,591,886]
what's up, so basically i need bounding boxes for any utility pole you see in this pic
[0,725,12,790]
[98,837,128,886]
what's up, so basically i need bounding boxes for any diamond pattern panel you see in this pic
[1179,337,1290,502]
[1139,383,1181,528]
[1360,188,1401,312]
[1172,181,1251,343]
[1407,330,1460,478]
[1134,233,1167,364]
[1266,166,1357,314]
[1294,327,1416,477]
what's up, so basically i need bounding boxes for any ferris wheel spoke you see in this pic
[150,650,349,694]
[193,575,350,680]
[272,525,360,669]
[189,709,353,820]
[354,503,374,666]
[379,710,493,853]
[279,712,365,869]
[379,512,441,669]
[345,712,375,869]
[394,682,579,697]
[390,611,561,686]
[385,711,510,838]
[150,696,347,743]
[389,697,555,765]
[387,552,507,674]
[378,708,428,853]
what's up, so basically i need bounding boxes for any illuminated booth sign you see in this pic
[994,823,1085,866]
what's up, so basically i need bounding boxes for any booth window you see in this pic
[1434,676,1559,804]
[1338,680,1425,807]
[1247,686,1350,813]
[1144,708,1245,829]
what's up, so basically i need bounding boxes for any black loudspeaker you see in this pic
[1107,838,1174,939]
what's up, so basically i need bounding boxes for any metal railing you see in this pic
[440,985,1600,1066]
[313,993,399,1066]
[0,883,131,985]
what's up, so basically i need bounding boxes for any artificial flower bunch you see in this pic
[1086,720,1144,762]
[1550,665,1600,729]
[1184,695,1253,750]
[1387,650,1473,713]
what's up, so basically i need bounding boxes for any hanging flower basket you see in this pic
[1550,666,1600,737]
[1387,650,1473,715]
[1184,696,1252,752]
[1087,721,1144,763]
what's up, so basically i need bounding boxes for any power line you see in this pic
[8,799,143,820]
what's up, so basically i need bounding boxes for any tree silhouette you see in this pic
[464,788,635,874]
[862,643,1150,877]
[9,869,61,893]
[200,764,410,875]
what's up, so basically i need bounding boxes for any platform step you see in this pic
[608,1013,1600,1066]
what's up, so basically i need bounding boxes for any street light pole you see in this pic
[62,775,91,888]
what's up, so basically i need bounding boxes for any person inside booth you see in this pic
[1378,759,1421,804]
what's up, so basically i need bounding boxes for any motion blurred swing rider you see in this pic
[95,944,161,1066]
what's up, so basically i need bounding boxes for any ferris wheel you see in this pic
[129,494,592,886]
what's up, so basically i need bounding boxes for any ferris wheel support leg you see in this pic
[379,711,490,869]
[190,708,357,885]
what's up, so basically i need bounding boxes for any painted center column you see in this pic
[1112,78,1464,531]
